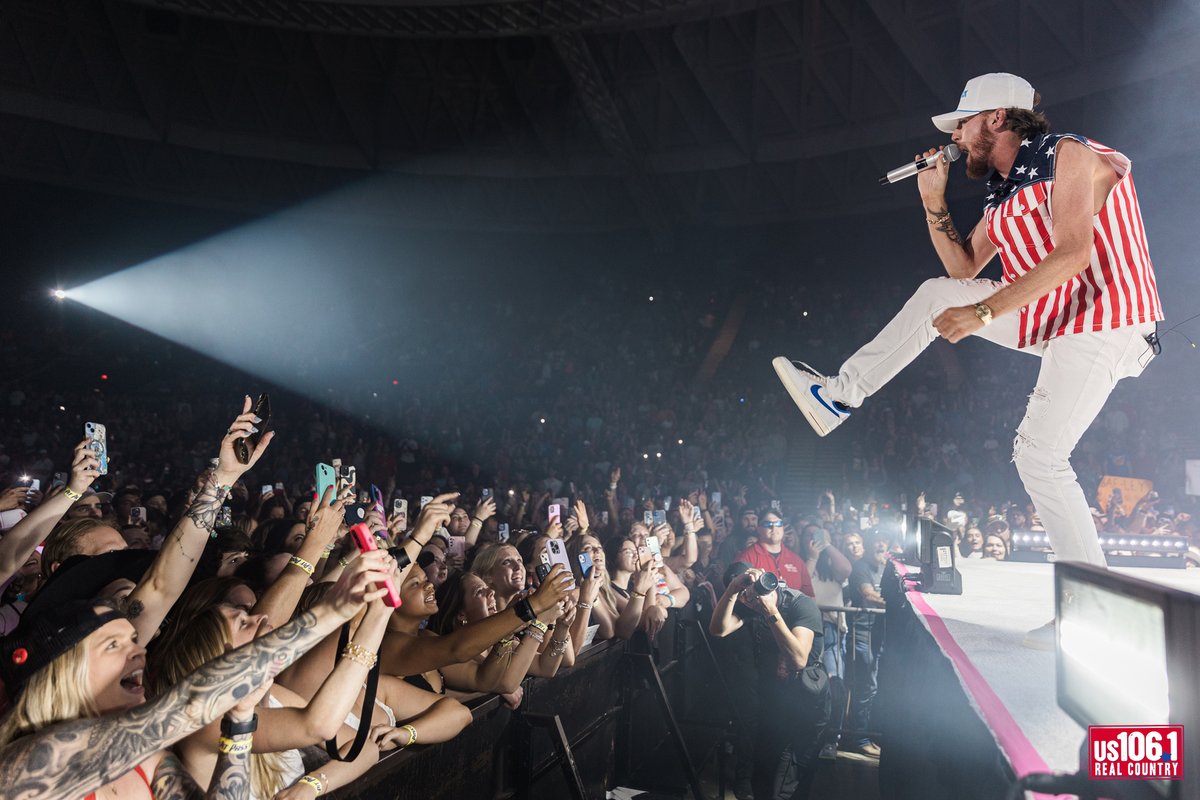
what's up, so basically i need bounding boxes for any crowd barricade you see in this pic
[336,601,734,799]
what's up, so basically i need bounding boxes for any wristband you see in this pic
[218,736,253,755]
[297,775,325,796]
[609,483,617,491]
[387,546,411,572]
[337,556,352,569]
[667,593,676,607]
[220,713,258,737]
[630,590,647,599]
[288,555,315,576]
[513,597,537,623]
[62,486,83,501]
[577,602,592,610]
[528,619,549,635]
[400,724,418,749]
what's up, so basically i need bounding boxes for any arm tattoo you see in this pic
[925,205,965,246]
[153,749,251,800]
[184,471,224,536]
[0,611,323,800]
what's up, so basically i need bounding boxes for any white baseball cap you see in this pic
[931,73,1036,133]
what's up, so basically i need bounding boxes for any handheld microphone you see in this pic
[878,144,960,185]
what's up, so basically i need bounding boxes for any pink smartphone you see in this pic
[349,523,401,608]
[548,503,561,526]
[447,535,467,560]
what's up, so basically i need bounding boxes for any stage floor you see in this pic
[898,557,1200,779]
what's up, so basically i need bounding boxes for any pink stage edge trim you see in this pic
[892,561,1061,800]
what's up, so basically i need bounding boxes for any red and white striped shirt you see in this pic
[982,133,1163,348]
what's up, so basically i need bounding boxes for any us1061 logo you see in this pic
[1089,725,1184,780]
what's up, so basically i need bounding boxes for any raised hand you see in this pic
[573,500,590,532]
[216,397,275,482]
[413,493,457,543]
[473,496,497,523]
[323,549,396,622]
[530,564,573,616]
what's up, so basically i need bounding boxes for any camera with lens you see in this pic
[754,571,780,596]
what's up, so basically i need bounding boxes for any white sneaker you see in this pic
[772,357,851,437]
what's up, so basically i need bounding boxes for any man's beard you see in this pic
[964,125,996,180]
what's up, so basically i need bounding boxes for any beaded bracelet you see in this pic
[527,628,546,644]
[62,486,82,501]
[549,637,569,657]
[342,641,378,669]
[296,775,325,796]
[288,555,315,576]
[218,736,253,755]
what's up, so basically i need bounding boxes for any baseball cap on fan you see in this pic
[932,73,1036,133]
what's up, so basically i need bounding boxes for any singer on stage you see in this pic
[773,73,1163,646]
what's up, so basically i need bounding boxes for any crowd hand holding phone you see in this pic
[216,396,275,484]
[306,485,350,556]
[0,486,30,512]
[473,495,497,524]
[530,564,574,622]
[677,499,700,533]
[545,520,563,540]
[411,493,458,547]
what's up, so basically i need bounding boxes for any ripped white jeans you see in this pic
[827,277,1156,567]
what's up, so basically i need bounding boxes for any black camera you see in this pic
[754,571,780,596]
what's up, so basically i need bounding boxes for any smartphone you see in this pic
[600,510,609,526]
[652,510,666,526]
[711,492,721,508]
[548,503,561,526]
[274,481,285,492]
[419,496,433,510]
[315,463,337,503]
[260,484,273,497]
[553,496,569,510]
[337,465,356,495]
[692,506,703,522]
[535,552,552,584]
[26,479,40,494]
[129,506,146,526]
[216,506,233,528]
[545,538,575,589]
[578,551,594,579]
[498,522,510,543]
[643,511,654,526]
[482,488,493,499]
[447,535,467,561]
[53,472,68,487]
[234,394,270,465]
[393,498,408,518]
[370,485,385,516]
[85,422,109,475]
[646,535,664,569]
[349,523,401,608]
[663,496,672,511]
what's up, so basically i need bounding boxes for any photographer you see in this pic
[710,562,828,800]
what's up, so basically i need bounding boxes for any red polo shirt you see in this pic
[735,543,815,598]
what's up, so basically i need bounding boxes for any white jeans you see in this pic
[827,277,1156,567]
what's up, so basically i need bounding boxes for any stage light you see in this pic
[802,311,809,317]
[19,474,29,483]
[655,452,662,459]
[52,289,66,300]
[648,295,654,302]
[539,417,546,424]
[642,453,648,460]
[677,438,683,445]
[100,374,108,381]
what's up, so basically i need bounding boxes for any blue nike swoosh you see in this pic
[810,384,846,417]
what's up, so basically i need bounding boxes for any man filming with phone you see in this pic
[711,562,827,800]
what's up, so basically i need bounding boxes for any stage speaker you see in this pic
[918,516,962,595]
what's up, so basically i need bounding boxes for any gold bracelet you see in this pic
[297,775,325,796]
[288,555,315,576]
[62,486,83,501]
[400,724,418,749]
[630,590,647,598]
[218,736,253,755]
[342,641,378,668]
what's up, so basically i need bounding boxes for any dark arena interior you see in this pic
[0,2,1199,799]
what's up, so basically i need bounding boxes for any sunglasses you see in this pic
[761,520,785,528]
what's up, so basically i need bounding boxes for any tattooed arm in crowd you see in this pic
[127,397,275,643]
[0,550,393,800]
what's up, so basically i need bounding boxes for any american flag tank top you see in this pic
[982,133,1163,348]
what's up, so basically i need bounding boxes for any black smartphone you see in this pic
[234,394,271,465]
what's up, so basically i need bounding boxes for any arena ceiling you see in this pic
[0,0,1196,242]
